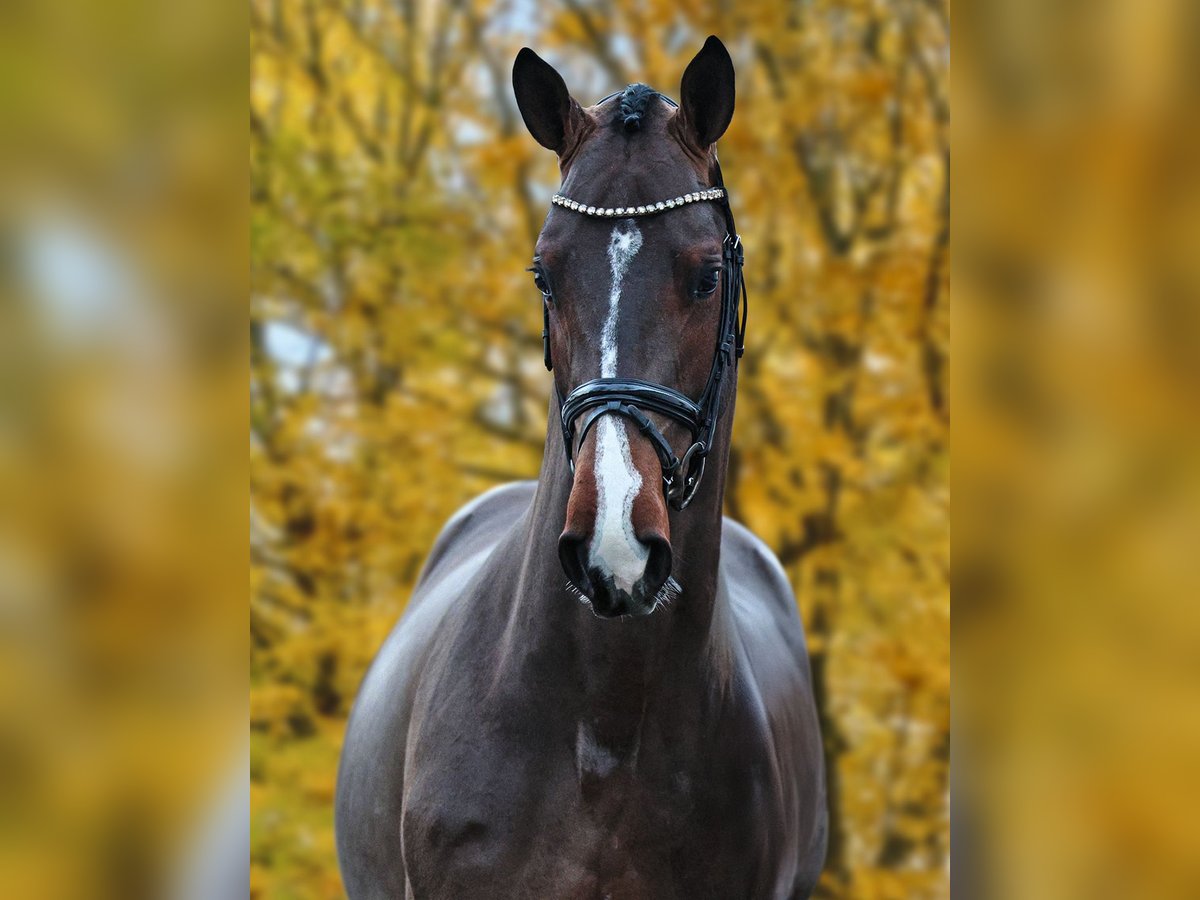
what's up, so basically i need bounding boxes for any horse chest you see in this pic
[401,715,767,899]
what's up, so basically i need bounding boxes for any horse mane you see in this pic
[617,83,663,132]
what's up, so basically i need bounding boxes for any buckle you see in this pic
[665,441,706,511]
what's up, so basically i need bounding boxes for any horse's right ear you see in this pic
[513,48,584,154]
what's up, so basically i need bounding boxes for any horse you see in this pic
[335,36,828,899]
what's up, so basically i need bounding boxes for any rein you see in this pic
[538,97,748,510]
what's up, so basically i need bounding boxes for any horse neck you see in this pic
[497,388,735,746]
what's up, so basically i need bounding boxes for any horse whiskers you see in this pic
[566,577,681,613]
[564,580,590,605]
[652,577,682,612]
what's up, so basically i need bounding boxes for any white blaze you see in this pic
[599,225,641,378]
[587,224,648,593]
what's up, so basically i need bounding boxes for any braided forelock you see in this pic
[616,83,661,132]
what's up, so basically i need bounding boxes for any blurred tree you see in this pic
[251,1,948,897]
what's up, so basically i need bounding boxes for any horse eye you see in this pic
[531,270,552,299]
[695,268,721,298]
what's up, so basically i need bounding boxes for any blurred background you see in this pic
[955,0,1200,897]
[1,0,244,897]
[250,1,948,898]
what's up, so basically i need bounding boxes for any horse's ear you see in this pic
[678,36,736,150]
[513,48,584,154]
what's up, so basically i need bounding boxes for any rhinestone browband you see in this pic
[550,188,726,218]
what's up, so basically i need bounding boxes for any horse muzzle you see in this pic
[559,416,673,616]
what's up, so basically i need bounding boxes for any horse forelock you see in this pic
[614,83,667,132]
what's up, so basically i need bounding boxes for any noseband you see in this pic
[539,98,748,510]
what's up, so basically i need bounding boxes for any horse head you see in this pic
[514,37,741,618]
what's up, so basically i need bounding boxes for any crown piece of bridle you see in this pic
[550,188,726,218]
[539,92,748,512]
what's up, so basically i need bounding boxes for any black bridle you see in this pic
[539,93,748,511]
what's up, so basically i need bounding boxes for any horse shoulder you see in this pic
[719,516,828,895]
[720,516,808,651]
[349,479,536,723]
[335,482,534,896]
[412,481,537,601]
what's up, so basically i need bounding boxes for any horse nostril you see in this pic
[558,531,593,597]
[638,535,672,604]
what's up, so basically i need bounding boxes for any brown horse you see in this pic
[335,37,827,899]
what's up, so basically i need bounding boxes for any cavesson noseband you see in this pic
[538,94,748,511]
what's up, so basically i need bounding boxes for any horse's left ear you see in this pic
[678,36,736,150]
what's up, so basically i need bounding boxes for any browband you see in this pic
[550,188,726,218]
